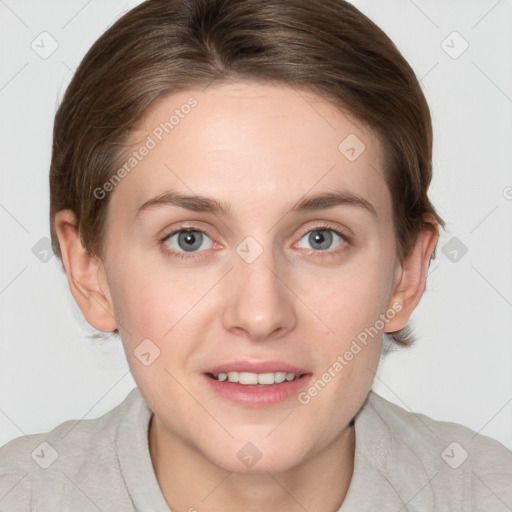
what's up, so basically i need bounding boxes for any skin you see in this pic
[55,80,438,512]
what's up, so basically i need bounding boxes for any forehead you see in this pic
[109,80,391,223]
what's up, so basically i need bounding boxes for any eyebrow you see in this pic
[136,189,377,219]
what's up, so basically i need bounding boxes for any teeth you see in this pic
[239,372,258,385]
[257,372,276,385]
[212,371,301,385]
[274,372,287,383]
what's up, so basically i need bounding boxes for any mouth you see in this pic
[206,371,307,385]
[203,362,312,407]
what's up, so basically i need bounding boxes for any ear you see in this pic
[385,217,439,333]
[54,209,118,332]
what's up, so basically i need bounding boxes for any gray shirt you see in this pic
[1,387,511,511]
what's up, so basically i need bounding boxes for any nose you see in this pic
[221,249,297,342]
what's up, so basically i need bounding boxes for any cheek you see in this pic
[108,261,216,349]
[107,263,176,345]
[108,269,198,395]
[300,253,394,341]
[111,280,163,340]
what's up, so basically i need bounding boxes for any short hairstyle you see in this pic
[49,0,446,346]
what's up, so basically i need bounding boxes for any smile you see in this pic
[203,362,312,407]
[207,371,305,385]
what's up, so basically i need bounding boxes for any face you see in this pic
[99,80,402,473]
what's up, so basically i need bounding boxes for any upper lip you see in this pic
[204,360,309,375]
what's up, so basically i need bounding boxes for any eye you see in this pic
[296,228,345,252]
[163,229,213,254]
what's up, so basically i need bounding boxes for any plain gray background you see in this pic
[1,0,511,451]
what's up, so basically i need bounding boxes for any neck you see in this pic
[149,415,355,512]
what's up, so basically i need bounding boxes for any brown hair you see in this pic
[49,0,445,346]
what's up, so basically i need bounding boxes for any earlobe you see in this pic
[385,221,439,333]
[55,209,118,332]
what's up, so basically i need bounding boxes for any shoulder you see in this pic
[366,391,512,470]
[362,391,512,509]
[0,388,142,473]
[0,388,146,511]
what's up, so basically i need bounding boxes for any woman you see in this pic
[1,0,511,510]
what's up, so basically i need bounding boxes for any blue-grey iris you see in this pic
[178,231,203,252]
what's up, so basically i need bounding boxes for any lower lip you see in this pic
[203,374,312,407]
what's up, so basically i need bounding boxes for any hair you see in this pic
[49,0,445,346]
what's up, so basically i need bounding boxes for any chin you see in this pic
[210,453,306,475]
[199,434,311,475]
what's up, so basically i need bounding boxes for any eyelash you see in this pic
[158,223,351,260]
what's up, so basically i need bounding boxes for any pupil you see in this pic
[309,230,332,250]
[178,231,203,252]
